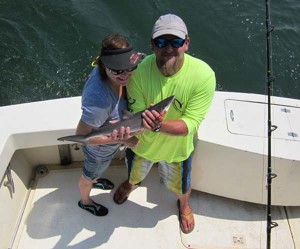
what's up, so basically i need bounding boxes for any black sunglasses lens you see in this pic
[110,69,122,75]
[172,38,185,48]
[154,38,168,48]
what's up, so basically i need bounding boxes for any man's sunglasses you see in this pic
[153,38,185,49]
[108,66,137,75]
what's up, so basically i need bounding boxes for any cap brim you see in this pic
[152,30,186,39]
[101,50,143,70]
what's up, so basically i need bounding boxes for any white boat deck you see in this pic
[1,92,299,248]
[13,163,300,249]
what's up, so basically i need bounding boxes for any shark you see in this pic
[57,95,175,144]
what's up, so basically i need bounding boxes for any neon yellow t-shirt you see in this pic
[127,53,216,163]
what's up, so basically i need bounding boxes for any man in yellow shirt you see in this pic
[114,14,216,234]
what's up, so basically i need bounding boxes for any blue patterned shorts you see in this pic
[82,143,121,181]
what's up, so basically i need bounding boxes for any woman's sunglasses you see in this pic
[153,38,185,49]
[108,66,137,75]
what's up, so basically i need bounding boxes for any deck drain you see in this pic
[232,235,246,246]
[35,165,49,177]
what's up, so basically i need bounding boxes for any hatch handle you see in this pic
[230,110,234,121]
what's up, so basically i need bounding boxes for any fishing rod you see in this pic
[265,0,278,248]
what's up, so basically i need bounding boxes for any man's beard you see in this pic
[157,56,180,76]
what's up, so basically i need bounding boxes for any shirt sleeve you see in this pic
[81,94,109,128]
[181,72,216,135]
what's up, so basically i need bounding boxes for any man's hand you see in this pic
[142,110,163,131]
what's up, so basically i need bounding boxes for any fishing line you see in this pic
[265,0,278,248]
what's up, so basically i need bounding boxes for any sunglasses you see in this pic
[153,38,185,49]
[108,66,137,75]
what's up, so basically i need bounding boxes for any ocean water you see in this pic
[0,0,299,106]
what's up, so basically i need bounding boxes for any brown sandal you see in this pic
[113,180,139,205]
[177,200,195,234]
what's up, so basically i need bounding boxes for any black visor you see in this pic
[100,46,144,71]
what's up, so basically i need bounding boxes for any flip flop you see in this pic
[92,178,114,190]
[113,180,139,205]
[177,200,195,234]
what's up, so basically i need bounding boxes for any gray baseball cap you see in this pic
[152,14,188,39]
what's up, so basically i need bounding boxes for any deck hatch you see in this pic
[224,99,300,141]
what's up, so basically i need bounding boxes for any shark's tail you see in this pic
[57,135,87,144]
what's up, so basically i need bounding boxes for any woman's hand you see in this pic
[111,126,143,142]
